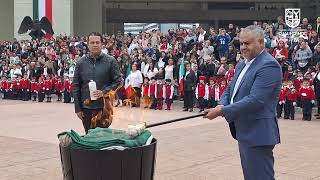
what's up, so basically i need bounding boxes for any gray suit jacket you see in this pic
[220,50,282,147]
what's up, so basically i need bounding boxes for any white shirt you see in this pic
[198,31,206,42]
[164,65,174,82]
[125,70,143,88]
[230,50,264,104]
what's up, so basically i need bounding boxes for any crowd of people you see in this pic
[1,16,320,120]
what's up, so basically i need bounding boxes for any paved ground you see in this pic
[0,99,320,180]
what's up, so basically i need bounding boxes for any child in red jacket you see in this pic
[30,77,39,101]
[55,77,64,102]
[164,79,174,110]
[277,79,289,118]
[284,79,298,120]
[298,78,315,121]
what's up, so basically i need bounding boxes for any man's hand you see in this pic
[204,105,224,120]
[76,112,84,121]
[93,90,103,98]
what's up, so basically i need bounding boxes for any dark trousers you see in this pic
[284,100,295,119]
[56,91,62,101]
[197,97,206,110]
[1,90,6,99]
[239,143,275,180]
[22,89,29,101]
[184,90,194,109]
[38,92,45,102]
[317,98,320,114]
[276,103,284,118]
[150,95,157,109]
[64,91,71,103]
[165,98,173,110]
[302,99,312,121]
[207,98,218,108]
[82,108,103,134]
[17,89,22,100]
[156,98,163,110]
[32,92,37,101]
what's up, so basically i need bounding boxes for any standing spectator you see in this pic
[216,28,231,58]
[300,18,310,30]
[312,44,320,66]
[183,63,196,112]
[295,41,313,72]
[308,31,318,52]
[315,17,320,34]
[272,39,289,72]
[313,64,320,119]
[196,27,209,43]
[125,63,143,107]
[164,58,176,83]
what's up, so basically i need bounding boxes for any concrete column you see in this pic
[0,0,14,40]
[53,0,73,36]
[73,0,103,36]
[14,0,33,40]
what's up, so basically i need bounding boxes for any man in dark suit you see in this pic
[205,25,282,180]
[183,63,196,112]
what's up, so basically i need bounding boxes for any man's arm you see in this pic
[222,61,282,123]
[72,61,82,113]
[103,56,123,93]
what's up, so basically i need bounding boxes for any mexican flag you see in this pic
[179,57,185,96]
[33,0,52,22]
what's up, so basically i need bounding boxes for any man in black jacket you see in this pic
[183,63,197,112]
[73,32,122,134]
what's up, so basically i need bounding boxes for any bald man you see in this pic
[205,26,282,180]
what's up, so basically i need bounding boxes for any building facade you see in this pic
[0,0,319,40]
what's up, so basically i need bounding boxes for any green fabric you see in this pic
[58,128,152,150]
[33,0,39,20]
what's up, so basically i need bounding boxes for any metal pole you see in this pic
[146,113,206,128]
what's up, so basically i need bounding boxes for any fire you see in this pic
[83,87,121,129]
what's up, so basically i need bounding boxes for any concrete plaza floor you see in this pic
[0,99,319,180]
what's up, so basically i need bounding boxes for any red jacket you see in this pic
[294,78,303,91]
[298,86,315,101]
[44,80,52,91]
[226,69,235,83]
[286,87,298,102]
[148,84,156,96]
[141,84,149,97]
[16,80,22,90]
[38,82,45,92]
[278,89,285,102]
[272,47,289,65]
[55,81,64,92]
[155,83,164,99]
[6,81,11,91]
[21,79,30,90]
[164,84,174,99]
[1,81,8,90]
[196,83,206,98]
[208,85,216,99]
[219,85,227,97]
[31,82,39,93]
[64,80,72,92]
[10,80,17,90]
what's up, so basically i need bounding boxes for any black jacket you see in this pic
[313,72,320,99]
[184,70,196,91]
[73,53,122,113]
